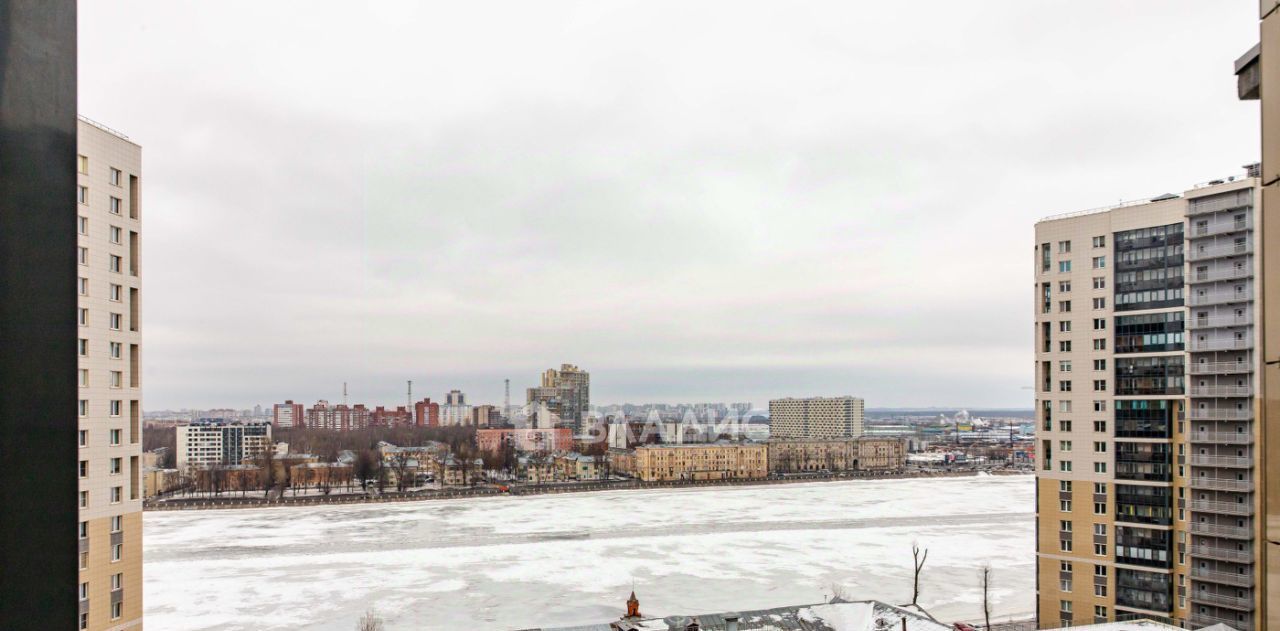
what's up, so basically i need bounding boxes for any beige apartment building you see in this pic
[620,443,768,482]
[1034,174,1262,629]
[767,437,907,473]
[76,117,143,631]
[768,396,865,439]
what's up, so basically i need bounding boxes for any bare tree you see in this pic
[392,451,412,492]
[355,609,384,631]
[980,564,992,630]
[258,447,277,498]
[354,449,377,491]
[910,542,928,607]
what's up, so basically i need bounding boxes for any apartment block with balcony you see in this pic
[1185,176,1262,631]
[76,117,144,631]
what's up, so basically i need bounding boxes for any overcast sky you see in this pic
[79,2,1260,411]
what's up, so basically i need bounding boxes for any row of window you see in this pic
[1043,420,1111,433]
[1054,257,1107,273]
[78,428,127,447]
[77,277,129,302]
[79,368,129,389]
[78,338,130,359]
[78,308,128,331]
[79,457,128,477]
[79,484,128,509]
[79,399,131,417]
[77,154,125,186]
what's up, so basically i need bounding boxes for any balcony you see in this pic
[1189,454,1254,468]
[1193,218,1253,237]
[1192,566,1255,588]
[1188,290,1254,306]
[1193,267,1253,283]
[1189,337,1254,352]
[1191,313,1253,328]
[1190,477,1254,492]
[1190,610,1253,630]
[1190,544,1254,562]
[1190,522,1253,539]
[1188,240,1252,261]
[1190,431,1253,444]
[1189,384,1253,397]
[1189,590,1256,610]
[1187,408,1253,421]
[1189,361,1252,375]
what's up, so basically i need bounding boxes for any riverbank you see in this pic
[145,467,1031,511]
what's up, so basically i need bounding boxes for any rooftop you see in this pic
[521,599,951,631]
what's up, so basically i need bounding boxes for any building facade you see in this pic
[305,400,371,431]
[526,363,590,432]
[76,118,145,631]
[175,419,273,471]
[475,428,573,454]
[272,400,303,429]
[767,438,907,473]
[414,397,441,427]
[768,396,865,439]
[1034,176,1262,629]
[620,443,768,482]
[440,389,471,426]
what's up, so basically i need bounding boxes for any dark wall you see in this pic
[0,2,78,629]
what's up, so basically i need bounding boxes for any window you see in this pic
[80,490,89,508]
[110,457,122,475]
[1094,420,1107,432]
[1061,561,1073,573]
[78,154,88,174]
[1093,483,1106,494]
[112,601,123,620]
[79,338,88,356]
[80,552,88,571]
[1060,341,1072,352]
[110,342,122,359]
[110,283,122,301]
[1060,499,1073,511]
[78,246,88,265]
[1095,565,1107,577]
[79,277,89,295]
[1060,520,1073,532]
[1094,606,1107,618]
[111,486,122,504]
[80,582,88,601]
[78,185,88,204]
[79,430,88,447]
[78,399,87,417]
[79,460,87,477]
[1092,318,1105,330]
[1092,256,1106,269]
[111,572,123,590]
[1059,321,1072,332]
[1093,523,1106,536]
[1060,420,1072,432]
[110,196,122,215]
[1093,441,1106,453]
[1059,300,1072,312]
[1060,261,1072,273]
[78,308,88,326]
[1094,502,1106,514]
[1092,400,1106,412]
[1061,539,1073,552]
[1059,281,1072,292]
[110,225,122,243]
[109,255,122,273]
[1092,276,1105,289]
[79,521,88,539]
[110,428,121,445]
[1092,236,1105,248]
[1059,480,1072,492]
[1060,600,1072,613]
[1059,362,1072,373]
[1091,338,1105,350]
[1094,462,1106,473]
[78,216,89,236]
[1061,578,1072,592]
[1060,461,1073,472]
[111,515,122,532]
[1059,241,1072,253]
[1093,297,1105,309]
[1093,359,1106,371]
[1094,543,1106,555]
[1093,379,1106,391]
[110,370,122,388]
[110,167,122,186]
[110,312,122,330]
[110,400,122,416]
[1060,440,1072,452]
[1060,381,1072,391]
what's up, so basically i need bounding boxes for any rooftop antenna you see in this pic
[505,378,511,416]
[343,382,348,406]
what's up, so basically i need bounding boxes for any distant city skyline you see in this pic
[77,2,1258,410]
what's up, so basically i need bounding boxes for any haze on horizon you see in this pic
[79,2,1259,410]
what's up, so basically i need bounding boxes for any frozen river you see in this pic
[144,474,1034,630]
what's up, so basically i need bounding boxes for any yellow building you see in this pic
[767,437,907,473]
[627,443,768,482]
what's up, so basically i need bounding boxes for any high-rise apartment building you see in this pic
[1034,174,1262,629]
[441,389,472,426]
[175,419,273,471]
[767,396,865,439]
[526,364,591,432]
[272,400,303,428]
[77,117,144,631]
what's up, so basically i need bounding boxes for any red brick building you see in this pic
[476,428,572,455]
[414,398,440,427]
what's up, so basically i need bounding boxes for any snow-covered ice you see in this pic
[144,474,1034,630]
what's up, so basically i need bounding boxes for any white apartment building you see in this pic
[767,396,865,439]
[176,419,273,471]
[76,117,144,631]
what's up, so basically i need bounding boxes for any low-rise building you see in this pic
[767,437,907,473]
[518,455,557,484]
[476,428,573,454]
[430,454,483,486]
[289,462,354,490]
[554,453,602,481]
[624,442,768,482]
[141,467,180,498]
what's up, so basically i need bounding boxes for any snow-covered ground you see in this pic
[144,474,1034,630]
